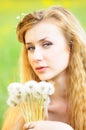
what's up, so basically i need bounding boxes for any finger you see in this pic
[24,122,35,130]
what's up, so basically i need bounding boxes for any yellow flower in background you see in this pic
[42,0,81,8]
[42,0,55,6]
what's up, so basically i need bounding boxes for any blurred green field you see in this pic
[0,0,86,129]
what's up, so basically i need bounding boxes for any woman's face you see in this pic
[25,20,70,81]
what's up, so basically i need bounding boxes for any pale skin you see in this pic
[24,121,73,130]
[14,19,74,130]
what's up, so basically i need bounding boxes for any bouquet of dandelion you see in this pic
[7,80,55,122]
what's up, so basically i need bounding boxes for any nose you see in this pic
[33,47,43,61]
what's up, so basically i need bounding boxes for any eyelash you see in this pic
[43,42,53,47]
[27,46,35,51]
[27,42,53,51]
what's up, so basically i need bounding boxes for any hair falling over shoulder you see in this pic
[2,6,86,130]
[2,106,25,130]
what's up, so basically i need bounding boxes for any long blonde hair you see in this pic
[2,6,86,130]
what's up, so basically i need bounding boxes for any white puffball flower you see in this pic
[24,80,38,94]
[38,81,49,95]
[16,16,21,20]
[7,96,16,106]
[38,81,55,95]
[43,96,51,105]
[46,82,55,95]
[7,82,24,106]
[7,94,22,106]
[8,82,23,95]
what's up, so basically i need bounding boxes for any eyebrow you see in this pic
[26,37,47,45]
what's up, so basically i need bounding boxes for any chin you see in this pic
[38,75,54,81]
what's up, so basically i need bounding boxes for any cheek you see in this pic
[52,49,70,69]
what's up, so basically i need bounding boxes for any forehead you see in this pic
[25,19,63,43]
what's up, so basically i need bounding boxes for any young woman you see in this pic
[2,6,86,130]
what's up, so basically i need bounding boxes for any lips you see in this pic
[35,66,48,73]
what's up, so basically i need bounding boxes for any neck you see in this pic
[48,70,69,100]
[47,70,70,123]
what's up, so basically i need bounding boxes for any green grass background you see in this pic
[0,0,86,129]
